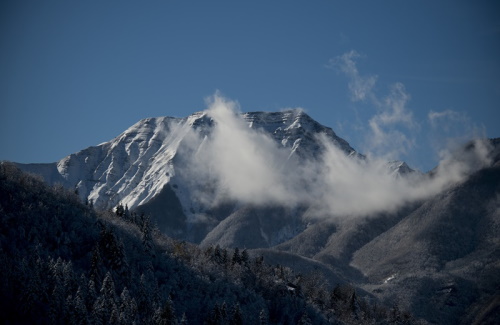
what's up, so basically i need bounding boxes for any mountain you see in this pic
[10,110,500,324]
[15,109,363,240]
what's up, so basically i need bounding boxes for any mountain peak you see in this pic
[242,110,355,157]
[16,110,357,212]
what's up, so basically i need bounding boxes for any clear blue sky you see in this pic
[1,0,499,171]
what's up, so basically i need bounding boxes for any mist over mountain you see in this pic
[8,96,500,324]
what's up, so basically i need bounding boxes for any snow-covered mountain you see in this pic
[16,109,366,238]
[20,110,354,209]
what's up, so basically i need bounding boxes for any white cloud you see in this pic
[330,51,418,160]
[366,82,417,158]
[427,109,486,161]
[203,94,293,204]
[175,93,493,220]
[428,109,462,125]
[328,50,377,102]
[177,93,296,207]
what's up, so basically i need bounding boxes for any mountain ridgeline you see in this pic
[8,109,500,324]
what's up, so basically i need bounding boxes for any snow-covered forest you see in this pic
[0,162,418,324]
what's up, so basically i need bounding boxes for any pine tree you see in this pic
[47,257,66,323]
[109,303,120,325]
[119,287,138,324]
[100,272,116,303]
[349,290,360,319]
[220,301,228,319]
[241,249,250,265]
[115,203,125,217]
[180,312,188,325]
[259,308,268,325]
[63,260,77,294]
[153,296,177,325]
[124,204,130,220]
[93,272,117,325]
[221,248,229,267]
[137,273,153,316]
[90,244,103,284]
[65,294,76,324]
[232,247,241,265]
[298,312,312,325]
[210,303,223,324]
[87,278,98,311]
[141,214,155,257]
[231,303,243,325]
[213,245,221,263]
[73,286,90,325]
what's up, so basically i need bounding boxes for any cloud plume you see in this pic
[175,93,493,220]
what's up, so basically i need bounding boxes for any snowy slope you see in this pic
[52,112,206,210]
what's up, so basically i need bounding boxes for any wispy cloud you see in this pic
[327,50,377,102]
[328,50,418,159]
[428,109,469,129]
[427,109,486,160]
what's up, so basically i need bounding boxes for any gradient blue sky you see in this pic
[1,0,499,171]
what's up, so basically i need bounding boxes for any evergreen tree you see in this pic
[259,308,268,325]
[93,272,117,325]
[109,303,120,325]
[231,303,243,325]
[232,247,241,265]
[241,249,250,265]
[137,273,153,316]
[221,248,229,267]
[115,203,125,217]
[349,290,360,319]
[90,244,103,284]
[124,204,130,220]
[63,260,77,294]
[153,296,177,325]
[208,303,222,325]
[119,287,138,324]
[87,278,98,311]
[65,294,76,324]
[100,272,116,303]
[73,286,90,325]
[47,257,66,323]
[180,312,188,325]
[141,214,154,257]
[220,301,228,319]
[298,312,312,325]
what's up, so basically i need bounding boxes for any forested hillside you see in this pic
[0,163,419,324]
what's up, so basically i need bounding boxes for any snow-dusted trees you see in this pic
[0,164,417,325]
